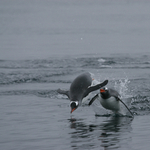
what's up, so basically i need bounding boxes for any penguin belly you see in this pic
[99,97,120,111]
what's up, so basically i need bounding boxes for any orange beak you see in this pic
[71,108,76,113]
[100,89,105,93]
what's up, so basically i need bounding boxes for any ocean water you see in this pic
[0,0,150,150]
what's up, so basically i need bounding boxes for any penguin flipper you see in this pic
[117,97,134,117]
[84,80,108,97]
[57,89,70,99]
[89,94,99,106]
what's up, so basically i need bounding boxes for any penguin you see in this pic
[57,72,108,113]
[89,87,133,117]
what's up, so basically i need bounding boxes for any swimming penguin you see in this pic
[57,72,108,113]
[89,87,133,117]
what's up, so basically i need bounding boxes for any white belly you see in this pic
[99,96,120,112]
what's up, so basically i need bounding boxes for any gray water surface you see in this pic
[0,1,150,150]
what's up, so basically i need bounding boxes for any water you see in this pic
[0,0,150,150]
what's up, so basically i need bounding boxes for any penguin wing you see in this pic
[88,94,99,106]
[83,80,108,98]
[116,97,134,117]
[57,89,70,99]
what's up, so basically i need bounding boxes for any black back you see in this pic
[69,72,92,101]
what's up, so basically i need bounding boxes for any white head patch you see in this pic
[104,87,108,90]
[70,101,79,106]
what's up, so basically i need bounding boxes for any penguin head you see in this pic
[100,87,110,99]
[70,101,79,113]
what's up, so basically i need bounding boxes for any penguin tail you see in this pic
[57,89,70,99]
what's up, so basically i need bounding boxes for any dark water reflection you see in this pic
[69,117,133,149]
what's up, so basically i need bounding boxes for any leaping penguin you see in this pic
[57,72,108,113]
[89,87,133,117]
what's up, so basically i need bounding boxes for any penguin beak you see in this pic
[71,108,76,113]
[100,89,105,93]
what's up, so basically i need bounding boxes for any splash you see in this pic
[114,78,131,98]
